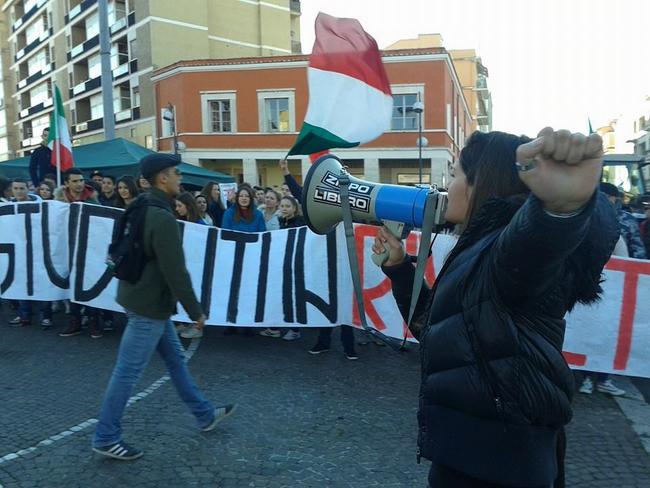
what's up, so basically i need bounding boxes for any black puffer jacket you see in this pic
[384,192,619,487]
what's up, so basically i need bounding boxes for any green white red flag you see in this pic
[48,85,74,172]
[288,12,392,156]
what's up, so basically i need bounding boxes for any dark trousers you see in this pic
[428,464,552,488]
[69,302,98,319]
[315,325,355,352]
[18,301,52,322]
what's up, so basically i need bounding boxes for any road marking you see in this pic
[612,376,650,455]
[0,337,201,466]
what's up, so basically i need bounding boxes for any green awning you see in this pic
[0,137,235,187]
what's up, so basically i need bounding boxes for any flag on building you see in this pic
[588,117,594,135]
[48,85,74,172]
[288,12,392,156]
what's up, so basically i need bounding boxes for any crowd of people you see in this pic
[0,156,363,360]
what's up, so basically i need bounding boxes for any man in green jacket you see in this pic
[92,153,236,460]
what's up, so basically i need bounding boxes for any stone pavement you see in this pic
[0,305,649,488]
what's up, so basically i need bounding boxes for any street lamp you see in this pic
[162,102,178,157]
[413,97,425,184]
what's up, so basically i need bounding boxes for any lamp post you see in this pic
[413,97,424,184]
[162,103,178,157]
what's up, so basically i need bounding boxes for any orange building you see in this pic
[152,47,474,188]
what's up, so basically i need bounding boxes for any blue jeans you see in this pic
[92,312,214,448]
[18,300,52,322]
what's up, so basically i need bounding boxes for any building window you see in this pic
[131,86,140,107]
[201,92,237,133]
[257,90,295,133]
[30,81,49,106]
[86,12,99,39]
[144,135,153,149]
[391,94,418,130]
[209,100,231,132]
[26,17,46,45]
[264,98,289,132]
[389,84,424,131]
[88,53,101,79]
[27,48,48,77]
[90,93,103,120]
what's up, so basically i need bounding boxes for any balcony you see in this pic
[12,0,48,33]
[17,62,54,91]
[15,28,52,62]
[19,98,53,119]
[73,116,103,135]
[110,15,127,35]
[129,58,138,74]
[65,0,98,24]
[67,34,100,61]
[70,76,101,98]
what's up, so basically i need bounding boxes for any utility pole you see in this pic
[98,0,115,139]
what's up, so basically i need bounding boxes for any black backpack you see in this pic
[106,194,170,284]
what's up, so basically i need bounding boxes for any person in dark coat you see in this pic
[29,128,52,188]
[373,128,619,488]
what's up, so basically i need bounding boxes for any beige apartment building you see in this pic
[386,34,492,132]
[0,0,301,159]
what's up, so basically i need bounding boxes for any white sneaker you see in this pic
[180,327,203,339]
[282,330,301,341]
[259,328,282,338]
[579,377,593,394]
[596,380,625,396]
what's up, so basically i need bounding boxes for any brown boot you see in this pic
[59,317,82,337]
[89,317,103,339]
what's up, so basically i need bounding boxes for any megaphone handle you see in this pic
[371,221,403,267]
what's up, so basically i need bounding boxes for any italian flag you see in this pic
[48,85,74,172]
[288,12,392,156]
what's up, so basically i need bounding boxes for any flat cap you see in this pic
[139,153,180,179]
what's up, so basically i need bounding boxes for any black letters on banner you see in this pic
[294,228,338,324]
[282,229,297,322]
[200,227,218,318]
[74,204,121,302]
[220,230,260,323]
[41,201,70,289]
[0,204,16,293]
[16,203,40,296]
[255,232,272,322]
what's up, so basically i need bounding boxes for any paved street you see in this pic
[1,304,649,488]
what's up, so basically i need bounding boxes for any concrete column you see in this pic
[430,157,451,188]
[301,156,311,182]
[364,157,380,182]
[242,158,259,186]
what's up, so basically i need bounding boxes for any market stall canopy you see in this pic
[0,138,234,187]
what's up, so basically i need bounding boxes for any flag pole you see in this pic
[54,82,61,188]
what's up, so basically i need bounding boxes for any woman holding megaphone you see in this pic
[373,128,619,488]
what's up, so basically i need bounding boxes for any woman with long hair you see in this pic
[37,181,54,200]
[201,181,226,227]
[261,188,281,230]
[373,128,619,488]
[221,185,266,232]
[195,194,213,225]
[116,176,138,208]
[175,192,206,224]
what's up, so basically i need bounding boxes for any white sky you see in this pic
[299,0,649,137]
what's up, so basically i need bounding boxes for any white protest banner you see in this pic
[1,201,649,378]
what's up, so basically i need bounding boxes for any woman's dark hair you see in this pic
[233,186,255,223]
[175,192,201,223]
[280,195,301,217]
[38,180,55,199]
[116,175,138,208]
[0,176,12,198]
[459,131,532,230]
[201,181,225,210]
